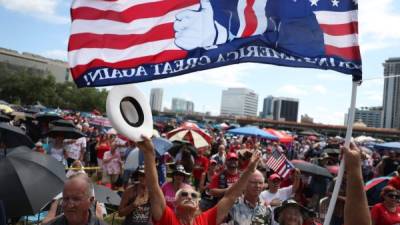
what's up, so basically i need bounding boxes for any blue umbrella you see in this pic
[374,142,400,151]
[125,137,171,171]
[227,126,278,140]
[152,137,173,155]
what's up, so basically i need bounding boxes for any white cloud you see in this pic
[0,0,68,24]
[277,84,327,96]
[42,49,67,61]
[359,0,400,51]
[278,84,308,96]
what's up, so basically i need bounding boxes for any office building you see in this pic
[171,98,194,113]
[150,88,163,112]
[382,57,400,129]
[0,47,71,82]
[356,107,383,128]
[261,95,275,118]
[220,88,258,117]
[272,97,299,122]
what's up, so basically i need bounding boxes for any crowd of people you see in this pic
[1,110,399,225]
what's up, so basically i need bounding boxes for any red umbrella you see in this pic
[167,126,211,148]
[264,128,294,143]
[181,121,199,129]
[365,176,391,206]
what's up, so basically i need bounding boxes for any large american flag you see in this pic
[265,149,295,179]
[69,0,360,87]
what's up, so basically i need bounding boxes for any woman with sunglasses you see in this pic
[137,135,262,225]
[371,185,400,225]
[119,166,152,225]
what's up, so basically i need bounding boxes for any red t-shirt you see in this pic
[371,203,400,225]
[208,171,240,189]
[96,143,110,159]
[192,156,209,180]
[153,206,217,225]
[388,176,400,190]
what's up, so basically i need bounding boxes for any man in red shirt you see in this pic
[192,148,210,190]
[138,136,261,225]
[208,152,241,199]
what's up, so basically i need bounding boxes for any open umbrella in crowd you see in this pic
[167,125,212,148]
[228,126,278,140]
[0,146,66,218]
[46,126,85,139]
[0,122,34,149]
[291,159,333,178]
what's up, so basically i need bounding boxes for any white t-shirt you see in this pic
[260,186,294,225]
[64,137,86,160]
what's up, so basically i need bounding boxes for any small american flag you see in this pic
[265,149,294,178]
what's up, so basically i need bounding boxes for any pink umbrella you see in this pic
[167,126,211,148]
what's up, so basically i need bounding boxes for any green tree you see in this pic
[0,62,108,112]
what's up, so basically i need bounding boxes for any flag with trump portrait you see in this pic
[69,0,361,88]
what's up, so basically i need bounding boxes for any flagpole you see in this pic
[323,80,360,225]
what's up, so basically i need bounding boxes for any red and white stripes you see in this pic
[236,0,268,38]
[315,10,360,61]
[68,0,199,80]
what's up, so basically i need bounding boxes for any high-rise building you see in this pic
[0,47,71,83]
[171,98,194,113]
[150,88,163,112]
[344,107,383,128]
[272,97,299,122]
[382,57,400,129]
[186,101,194,113]
[220,88,258,117]
[261,95,275,118]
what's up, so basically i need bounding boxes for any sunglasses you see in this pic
[386,193,400,199]
[179,191,199,199]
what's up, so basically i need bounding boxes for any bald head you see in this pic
[65,173,93,198]
[245,169,265,198]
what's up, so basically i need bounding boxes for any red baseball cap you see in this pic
[226,152,238,160]
[268,173,281,182]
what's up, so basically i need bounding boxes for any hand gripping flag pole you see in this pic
[323,80,360,225]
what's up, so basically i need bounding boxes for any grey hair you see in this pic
[68,173,94,197]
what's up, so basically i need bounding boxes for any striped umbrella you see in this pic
[166,126,211,148]
[365,176,391,206]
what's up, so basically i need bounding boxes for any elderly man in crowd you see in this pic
[226,169,272,225]
[43,175,108,225]
[138,135,261,225]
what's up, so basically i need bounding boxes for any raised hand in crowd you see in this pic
[343,143,372,225]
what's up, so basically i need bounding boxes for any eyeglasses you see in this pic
[179,191,199,199]
[386,194,400,200]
